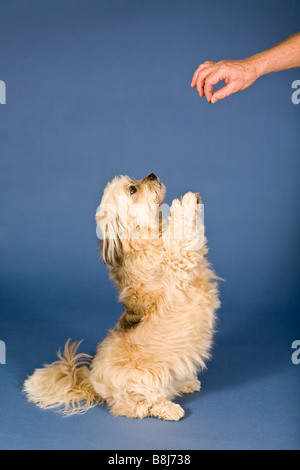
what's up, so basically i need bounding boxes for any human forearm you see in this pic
[191,32,300,103]
[249,32,300,78]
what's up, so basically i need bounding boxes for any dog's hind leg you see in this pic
[177,378,201,395]
[107,392,185,421]
[149,399,185,421]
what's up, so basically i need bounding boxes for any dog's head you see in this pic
[96,174,166,267]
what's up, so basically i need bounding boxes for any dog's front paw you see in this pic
[195,192,202,204]
[182,192,202,206]
[169,198,183,217]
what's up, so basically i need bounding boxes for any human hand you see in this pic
[191,59,259,103]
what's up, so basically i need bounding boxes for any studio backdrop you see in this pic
[0,0,299,450]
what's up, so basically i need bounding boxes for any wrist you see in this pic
[244,55,266,80]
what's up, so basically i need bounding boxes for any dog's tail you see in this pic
[23,339,102,415]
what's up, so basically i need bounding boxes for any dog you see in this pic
[23,173,220,421]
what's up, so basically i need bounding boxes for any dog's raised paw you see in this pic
[195,193,202,204]
[182,192,201,206]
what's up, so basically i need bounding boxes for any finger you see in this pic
[203,72,224,103]
[196,66,215,97]
[191,66,201,88]
[191,61,215,88]
[210,82,238,103]
[196,74,206,97]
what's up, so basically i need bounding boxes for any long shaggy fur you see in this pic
[24,174,220,420]
[23,340,102,415]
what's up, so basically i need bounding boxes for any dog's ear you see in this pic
[96,205,124,267]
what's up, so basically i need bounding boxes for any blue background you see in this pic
[0,0,299,450]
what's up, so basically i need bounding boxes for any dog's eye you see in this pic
[129,185,137,195]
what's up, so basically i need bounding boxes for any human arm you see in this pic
[191,32,300,103]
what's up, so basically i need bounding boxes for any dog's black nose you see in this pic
[147,173,157,181]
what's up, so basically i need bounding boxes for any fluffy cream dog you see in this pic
[24,173,220,421]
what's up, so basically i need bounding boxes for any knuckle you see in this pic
[220,67,229,77]
[205,78,214,86]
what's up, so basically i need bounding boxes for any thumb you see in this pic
[211,82,238,103]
